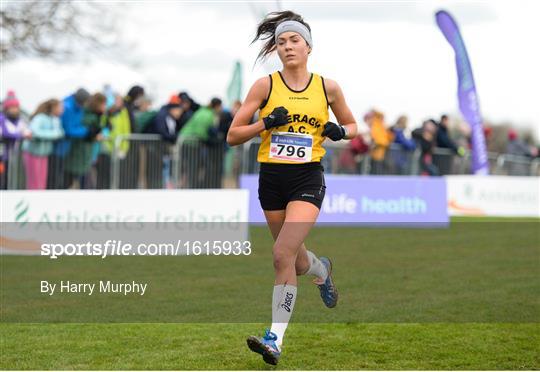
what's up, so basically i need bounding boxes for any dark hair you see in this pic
[424,119,438,128]
[86,93,107,114]
[126,85,145,102]
[441,114,448,121]
[210,97,222,108]
[74,88,90,106]
[31,99,61,119]
[251,10,310,63]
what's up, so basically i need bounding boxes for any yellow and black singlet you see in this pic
[257,71,329,164]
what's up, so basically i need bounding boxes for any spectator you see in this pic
[180,97,222,141]
[206,99,236,187]
[176,91,201,132]
[337,133,369,174]
[390,115,416,174]
[117,86,144,188]
[50,88,90,189]
[506,129,534,175]
[391,116,416,150]
[218,103,234,141]
[483,125,493,151]
[435,114,465,175]
[146,95,183,144]
[364,110,394,175]
[436,115,464,154]
[230,100,242,117]
[22,99,64,189]
[179,91,201,112]
[506,129,533,158]
[133,96,157,188]
[221,100,242,182]
[134,96,157,133]
[64,93,106,188]
[179,97,223,188]
[97,94,132,189]
[144,95,183,188]
[112,93,135,189]
[0,90,30,189]
[412,119,439,176]
[124,85,145,133]
[108,94,132,154]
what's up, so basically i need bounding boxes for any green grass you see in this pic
[1,219,539,369]
[1,323,538,369]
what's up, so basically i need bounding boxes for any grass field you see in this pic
[2,323,538,370]
[1,218,539,369]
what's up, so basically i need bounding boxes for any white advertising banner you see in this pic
[1,189,248,223]
[0,190,249,255]
[446,176,540,217]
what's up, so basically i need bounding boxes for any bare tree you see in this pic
[1,0,120,62]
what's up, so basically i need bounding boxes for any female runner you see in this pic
[226,10,358,365]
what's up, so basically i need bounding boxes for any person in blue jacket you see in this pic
[48,88,90,189]
[145,95,183,143]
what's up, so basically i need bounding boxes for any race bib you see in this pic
[269,132,313,162]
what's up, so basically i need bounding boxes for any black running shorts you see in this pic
[258,162,326,211]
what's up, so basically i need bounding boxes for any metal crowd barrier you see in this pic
[239,141,426,176]
[110,134,235,189]
[495,153,540,176]
[239,140,539,177]
[0,135,240,190]
[1,135,539,190]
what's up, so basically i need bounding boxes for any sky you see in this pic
[2,0,540,138]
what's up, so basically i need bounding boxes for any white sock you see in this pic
[270,284,297,351]
[305,250,328,281]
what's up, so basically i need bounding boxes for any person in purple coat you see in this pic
[390,115,416,174]
[0,90,30,189]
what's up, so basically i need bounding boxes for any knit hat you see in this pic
[2,90,20,110]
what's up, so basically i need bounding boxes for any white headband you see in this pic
[275,20,313,48]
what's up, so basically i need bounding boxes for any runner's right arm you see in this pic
[226,77,270,146]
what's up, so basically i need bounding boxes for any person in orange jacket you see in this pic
[364,109,394,174]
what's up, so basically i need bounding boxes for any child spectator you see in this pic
[22,99,64,189]
[0,90,30,189]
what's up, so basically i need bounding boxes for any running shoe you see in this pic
[246,329,281,365]
[316,256,338,308]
